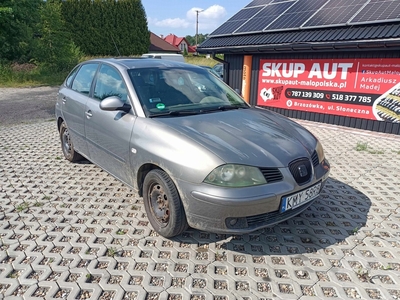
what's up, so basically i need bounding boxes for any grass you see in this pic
[355,142,384,154]
[355,142,368,151]
[116,229,126,235]
[0,55,220,88]
[352,227,359,235]
[107,247,118,257]
[0,63,67,87]
[185,55,220,68]
[16,202,30,212]
[380,265,393,270]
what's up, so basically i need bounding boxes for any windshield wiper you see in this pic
[202,104,249,113]
[218,105,240,111]
[149,110,200,118]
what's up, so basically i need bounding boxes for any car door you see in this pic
[84,63,136,184]
[59,63,99,156]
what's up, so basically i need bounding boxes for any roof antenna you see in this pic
[111,34,121,56]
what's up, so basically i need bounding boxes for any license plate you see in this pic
[280,182,321,213]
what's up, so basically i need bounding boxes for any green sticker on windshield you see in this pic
[156,103,165,110]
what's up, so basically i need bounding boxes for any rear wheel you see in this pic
[59,121,82,162]
[143,169,188,237]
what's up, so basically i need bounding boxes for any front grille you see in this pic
[311,150,319,167]
[259,168,283,183]
[288,158,312,185]
[246,200,314,228]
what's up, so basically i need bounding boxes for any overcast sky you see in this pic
[142,0,248,37]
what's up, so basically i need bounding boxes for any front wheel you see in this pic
[143,169,188,237]
[59,121,82,162]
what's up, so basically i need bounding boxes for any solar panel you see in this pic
[229,6,265,21]
[235,1,296,33]
[210,20,249,36]
[210,6,265,36]
[210,0,400,37]
[245,0,274,8]
[267,0,328,30]
[349,0,400,24]
[303,0,367,28]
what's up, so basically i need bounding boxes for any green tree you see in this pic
[185,34,208,46]
[0,0,42,62]
[185,35,195,46]
[33,1,82,71]
[61,0,149,56]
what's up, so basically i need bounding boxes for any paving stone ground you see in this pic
[0,120,400,300]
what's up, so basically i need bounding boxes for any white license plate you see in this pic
[280,182,321,213]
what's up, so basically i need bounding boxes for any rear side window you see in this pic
[65,66,79,87]
[71,63,98,94]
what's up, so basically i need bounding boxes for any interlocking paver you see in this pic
[1,120,400,299]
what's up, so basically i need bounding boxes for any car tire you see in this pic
[59,121,82,162]
[143,169,188,237]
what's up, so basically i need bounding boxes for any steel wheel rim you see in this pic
[62,128,72,155]
[148,182,170,226]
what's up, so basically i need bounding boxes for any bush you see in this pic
[33,1,82,71]
[0,60,68,87]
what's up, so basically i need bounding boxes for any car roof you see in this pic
[84,57,193,70]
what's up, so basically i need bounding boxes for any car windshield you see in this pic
[128,67,248,117]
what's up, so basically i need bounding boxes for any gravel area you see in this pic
[0,86,58,125]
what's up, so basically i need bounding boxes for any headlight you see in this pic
[204,164,267,187]
[316,141,325,163]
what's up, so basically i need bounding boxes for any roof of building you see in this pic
[198,23,400,54]
[164,34,196,53]
[149,32,180,53]
[197,0,400,54]
[164,34,185,47]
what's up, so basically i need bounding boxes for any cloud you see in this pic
[186,5,227,32]
[148,17,190,29]
[186,5,227,21]
[148,5,227,35]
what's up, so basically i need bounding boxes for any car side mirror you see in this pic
[100,96,131,113]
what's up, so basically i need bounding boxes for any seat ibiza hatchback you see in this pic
[56,58,330,237]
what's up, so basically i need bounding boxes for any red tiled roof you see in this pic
[164,34,191,48]
[188,45,196,53]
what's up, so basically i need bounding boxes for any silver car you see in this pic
[55,58,330,237]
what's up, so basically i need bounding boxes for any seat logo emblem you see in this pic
[298,165,308,177]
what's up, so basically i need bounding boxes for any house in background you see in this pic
[163,34,196,54]
[148,32,181,53]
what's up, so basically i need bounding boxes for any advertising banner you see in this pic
[257,58,400,122]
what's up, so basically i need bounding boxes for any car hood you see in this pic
[154,107,317,168]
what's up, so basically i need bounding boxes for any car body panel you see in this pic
[153,108,314,168]
[58,87,89,155]
[128,117,225,187]
[85,97,136,184]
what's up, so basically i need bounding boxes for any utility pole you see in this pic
[195,9,204,47]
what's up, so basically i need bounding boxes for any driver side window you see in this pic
[94,64,128,102]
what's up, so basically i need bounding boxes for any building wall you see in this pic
[179,41,188,53]
[225,51,400,135]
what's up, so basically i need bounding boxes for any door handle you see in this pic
[62,97,67,104]
[85,110,93,118]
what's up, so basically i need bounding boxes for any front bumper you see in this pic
[176,159,330,234]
